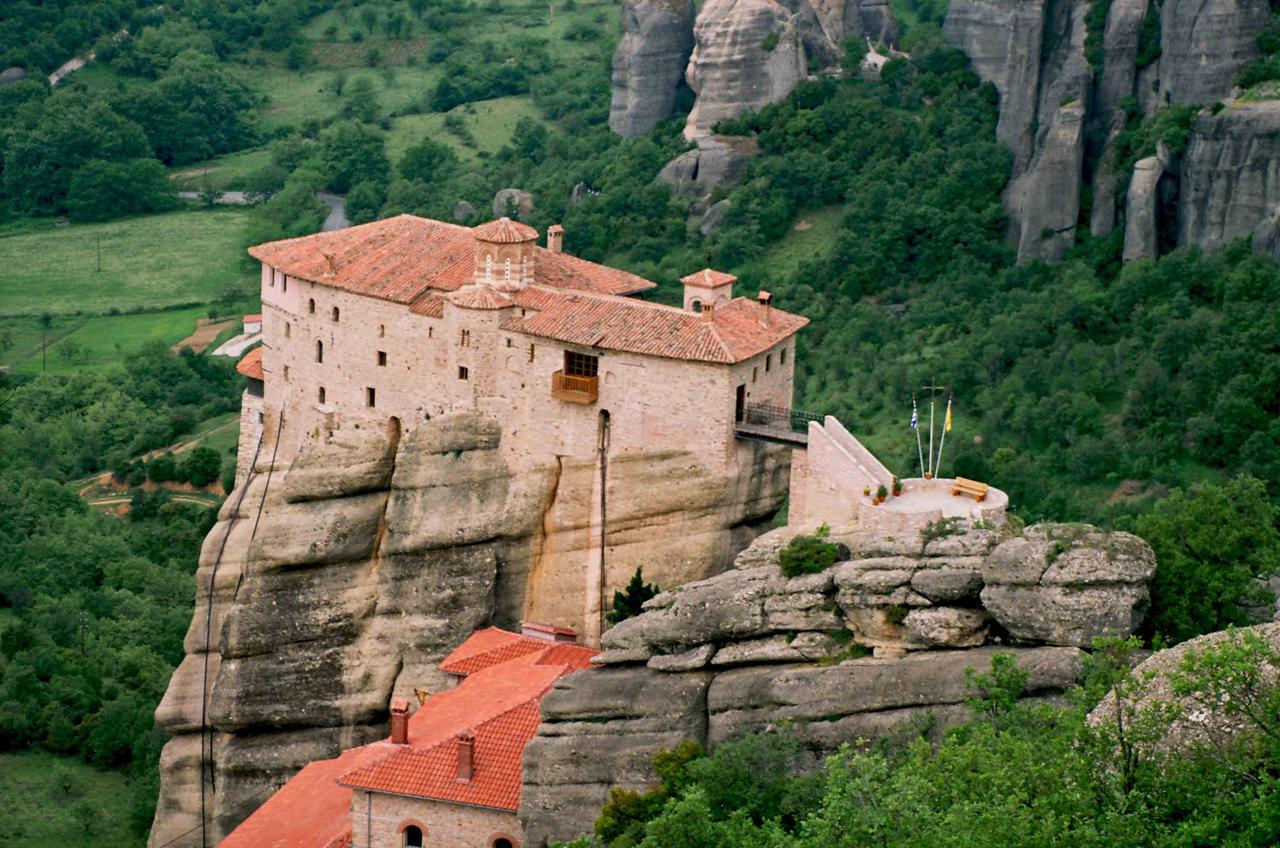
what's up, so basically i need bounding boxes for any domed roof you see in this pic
[446,284,515,310]
[471,217,538,244]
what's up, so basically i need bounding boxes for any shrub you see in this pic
[779,534,847,577]
[606,567,659,624]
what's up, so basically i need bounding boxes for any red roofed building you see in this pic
[220,627,597,848]
[239,214,807,643]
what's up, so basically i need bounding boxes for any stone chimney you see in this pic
[547,224,564,254]
[323,252,337,277]
[758,290,772,325]
[701,301,715,322]
[522,621,578,644]
[456,732,475,782]
[389,697,410,745]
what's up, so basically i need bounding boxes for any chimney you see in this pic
[324,252,337,277]
[758,290,772,325]
[389,697,410,745]
[522,621,579,643]
[547,224,564,254]
[701,301,715,322]
[456,732,475,782]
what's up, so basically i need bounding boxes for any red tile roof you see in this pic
[501,291,808,364]
[247,215,654,303]
[472,217,538,244]
[681,268,737,289]
[438,626,548,676]
[219,628,596,846]
[243,313,263,322]
[236,347,264,381]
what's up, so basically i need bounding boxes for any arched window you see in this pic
[332,306,340,322]
[316,340,323,363]
[504,257,512,283]
[486,255,493,279]
[318,386,326,404]
[308,298,316,314]
[284,322,291,339]
[403,824,423,847]
[492,837,515,848]
[691,300,703,313]
[379,324,386,338]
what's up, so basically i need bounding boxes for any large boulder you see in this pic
[0,67,26,86]
[1088,622,1280,752]
[492,188,534,219]
[658,134,760,199]
[980,524,1156,647]
[610,0,697,138]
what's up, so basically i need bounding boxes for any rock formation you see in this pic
[452,200,477,222]
[1156,0,1268,108]
[492,188,534,220]
[1179,101,1280,250]
[657,134,760,200]
[1088,621,1280,753]
[149,416,788,845]
[684,0,809,139]
[1123,141,1171,261]
[520,520,1153,845]
[609,0,697,138]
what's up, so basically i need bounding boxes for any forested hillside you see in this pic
[1,0,1279,842]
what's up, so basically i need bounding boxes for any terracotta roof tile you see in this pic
[247,215,653,303]
[502,291,807,364]
[236,347,264,380]
[438,627,551,676]
[681,268,737,289]
[409,293,445,318]
[472,217,538,244]
[243,313,263,322]
[534,643,600,671]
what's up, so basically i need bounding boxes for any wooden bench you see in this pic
[951,477,989,502]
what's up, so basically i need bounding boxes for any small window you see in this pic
[460,329,470,347]
[485,255,493,279]
[316,340,324,363]
[332,306,340,323]
[283,365,290,382]
[379,324,386,338]
[366,387,376,407]
[309,298,316,314]
[428,326,434,339]
[284,322,291,339]
[282,276,287,293]
[766,353,772,372]
[564,350,598,377]
[504,257,512,282]
[258,411,264,423]
[752,367,758,383]
[780,347,787,365]
[506,337,513,348]
[458,366,469,381]
[492,839,514,848]
[527,343,535,363]
[377,351,387,367]
[692,300,703,313]
[318,386,326,404]
[404,825,424,848]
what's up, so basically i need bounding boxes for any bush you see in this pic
[778,534,847,577]
[182,447,222,488]
[606,567,659,624]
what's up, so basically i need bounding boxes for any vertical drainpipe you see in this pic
[366,790,371,848]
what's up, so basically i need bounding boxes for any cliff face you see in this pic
[1179,101,1280,250]
[609,0,697,138]
[149,414,788,845]
[519,521,1156,845]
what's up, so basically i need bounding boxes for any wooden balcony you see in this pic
[551,370,598,404]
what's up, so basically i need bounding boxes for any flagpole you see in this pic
[913,397,925,477]
[927,395,935,479]
[935,395,952,478]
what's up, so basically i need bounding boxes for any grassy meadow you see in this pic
[0,752,145,847]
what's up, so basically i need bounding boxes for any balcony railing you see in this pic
[551,370,598,404]
[734,402,824,446]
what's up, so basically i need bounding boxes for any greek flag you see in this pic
[910,397,918,430]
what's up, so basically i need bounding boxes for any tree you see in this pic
[345,180,386,225]
[66,158,176,222]
[398,137,458,183]
[606,568,659,624]
[1132,477,1280,643]
[316,121,390,193]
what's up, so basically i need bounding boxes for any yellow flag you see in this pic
[944,398,952,432]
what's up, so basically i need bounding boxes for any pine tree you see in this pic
[607,568,659,624]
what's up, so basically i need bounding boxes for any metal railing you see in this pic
[740,402,823,433]
[551,370,599,402]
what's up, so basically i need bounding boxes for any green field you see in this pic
[387,96,547,162]
[10,306,211,375]
[0,752,145,847]
[169,147,274,192]
[0,208,256,316]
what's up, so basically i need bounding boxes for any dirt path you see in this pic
[49,54,90,87]
[172,317,236,353]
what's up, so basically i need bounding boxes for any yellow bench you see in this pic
[951,477,989,502]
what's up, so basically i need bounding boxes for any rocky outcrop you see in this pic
[0,67,26,86]
[150,416,789,845]
[492,188,534,219]
[684,0,809,139]
[610,0,697,138]
[452,200,477,222]
[1089,621,1280,752]
[1252,207,1280,262]
[658,134,760,200]
[1157,0,1269,108]
[1179,101,1280,250]
[1123,141,1171,261]
[519,521,1138,845]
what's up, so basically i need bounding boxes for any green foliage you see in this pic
[919,516,961,546]
[1134,2,1162,68]
[66,158,176,222]
[1113,104,1199,181]
[964,652,1029,719]
[1129,477,1280,644]
[606,567,660,625]
[778,534,844,577]
[316,120,390,194]
[345,180,387,225]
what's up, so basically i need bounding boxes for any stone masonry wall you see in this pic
[349,789,523,848]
